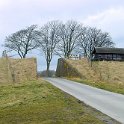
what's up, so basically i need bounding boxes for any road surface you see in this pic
[44,78,124,124]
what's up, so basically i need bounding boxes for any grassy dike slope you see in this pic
[0,58,37,84]
[0,58,12,83]
[0,79,118,124]
[56,58,124,94]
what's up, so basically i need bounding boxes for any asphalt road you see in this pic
[44,78,124,124]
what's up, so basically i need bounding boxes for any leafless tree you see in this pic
[37,21,61,76]
[5,25,38,58]
[77,26,88,57]
[78,27,114,59]
[56,20,83,58]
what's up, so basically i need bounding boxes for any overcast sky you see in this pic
[0,0,124,71]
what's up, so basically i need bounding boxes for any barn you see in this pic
[92,47,124,61]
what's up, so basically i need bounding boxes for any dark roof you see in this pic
[92,47,124,54]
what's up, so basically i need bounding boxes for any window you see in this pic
[116,54,121,60]
[107,54,112,60]
[113,54,117,60]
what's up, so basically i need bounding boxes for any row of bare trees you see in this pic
[4,20,114,76]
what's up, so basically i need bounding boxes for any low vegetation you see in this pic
[0,79,117,124]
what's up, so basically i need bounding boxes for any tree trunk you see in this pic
[22,53,27,58]
[46,62,50,77]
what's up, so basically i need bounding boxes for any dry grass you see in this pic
[56,58,82,78]
[9,58,37,82]
[0,58,12,83]
[66,59,124,84]
[64,59,124,94]
[66,59,99,81]
[92,61,124,84]
[0,57,37,83]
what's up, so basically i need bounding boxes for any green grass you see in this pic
[68,78,124,94]
[0,79,106,124]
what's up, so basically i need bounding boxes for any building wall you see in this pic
[93,53,124,61]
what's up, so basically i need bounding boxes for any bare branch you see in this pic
[5,25,39,58]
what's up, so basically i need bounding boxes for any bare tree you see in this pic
[5,25,38,58]
[57,20,83,58]
[37,21,61,76]
[77,26,88,57]
[78,27,114,59]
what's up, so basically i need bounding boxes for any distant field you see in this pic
[0,79,117,124]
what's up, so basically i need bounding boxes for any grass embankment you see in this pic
[0,58,37,83]
[0,79,108,124]
[66,59,124,94]
[0,58,12,83]
[68,78,124,95]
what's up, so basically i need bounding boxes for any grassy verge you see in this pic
[68,78,124,94]
[0,79,118,124]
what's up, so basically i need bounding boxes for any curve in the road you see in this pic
[44,78,124,124]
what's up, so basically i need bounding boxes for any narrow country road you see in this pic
[44,78,124,124]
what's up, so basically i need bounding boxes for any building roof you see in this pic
[92,47,124,54]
